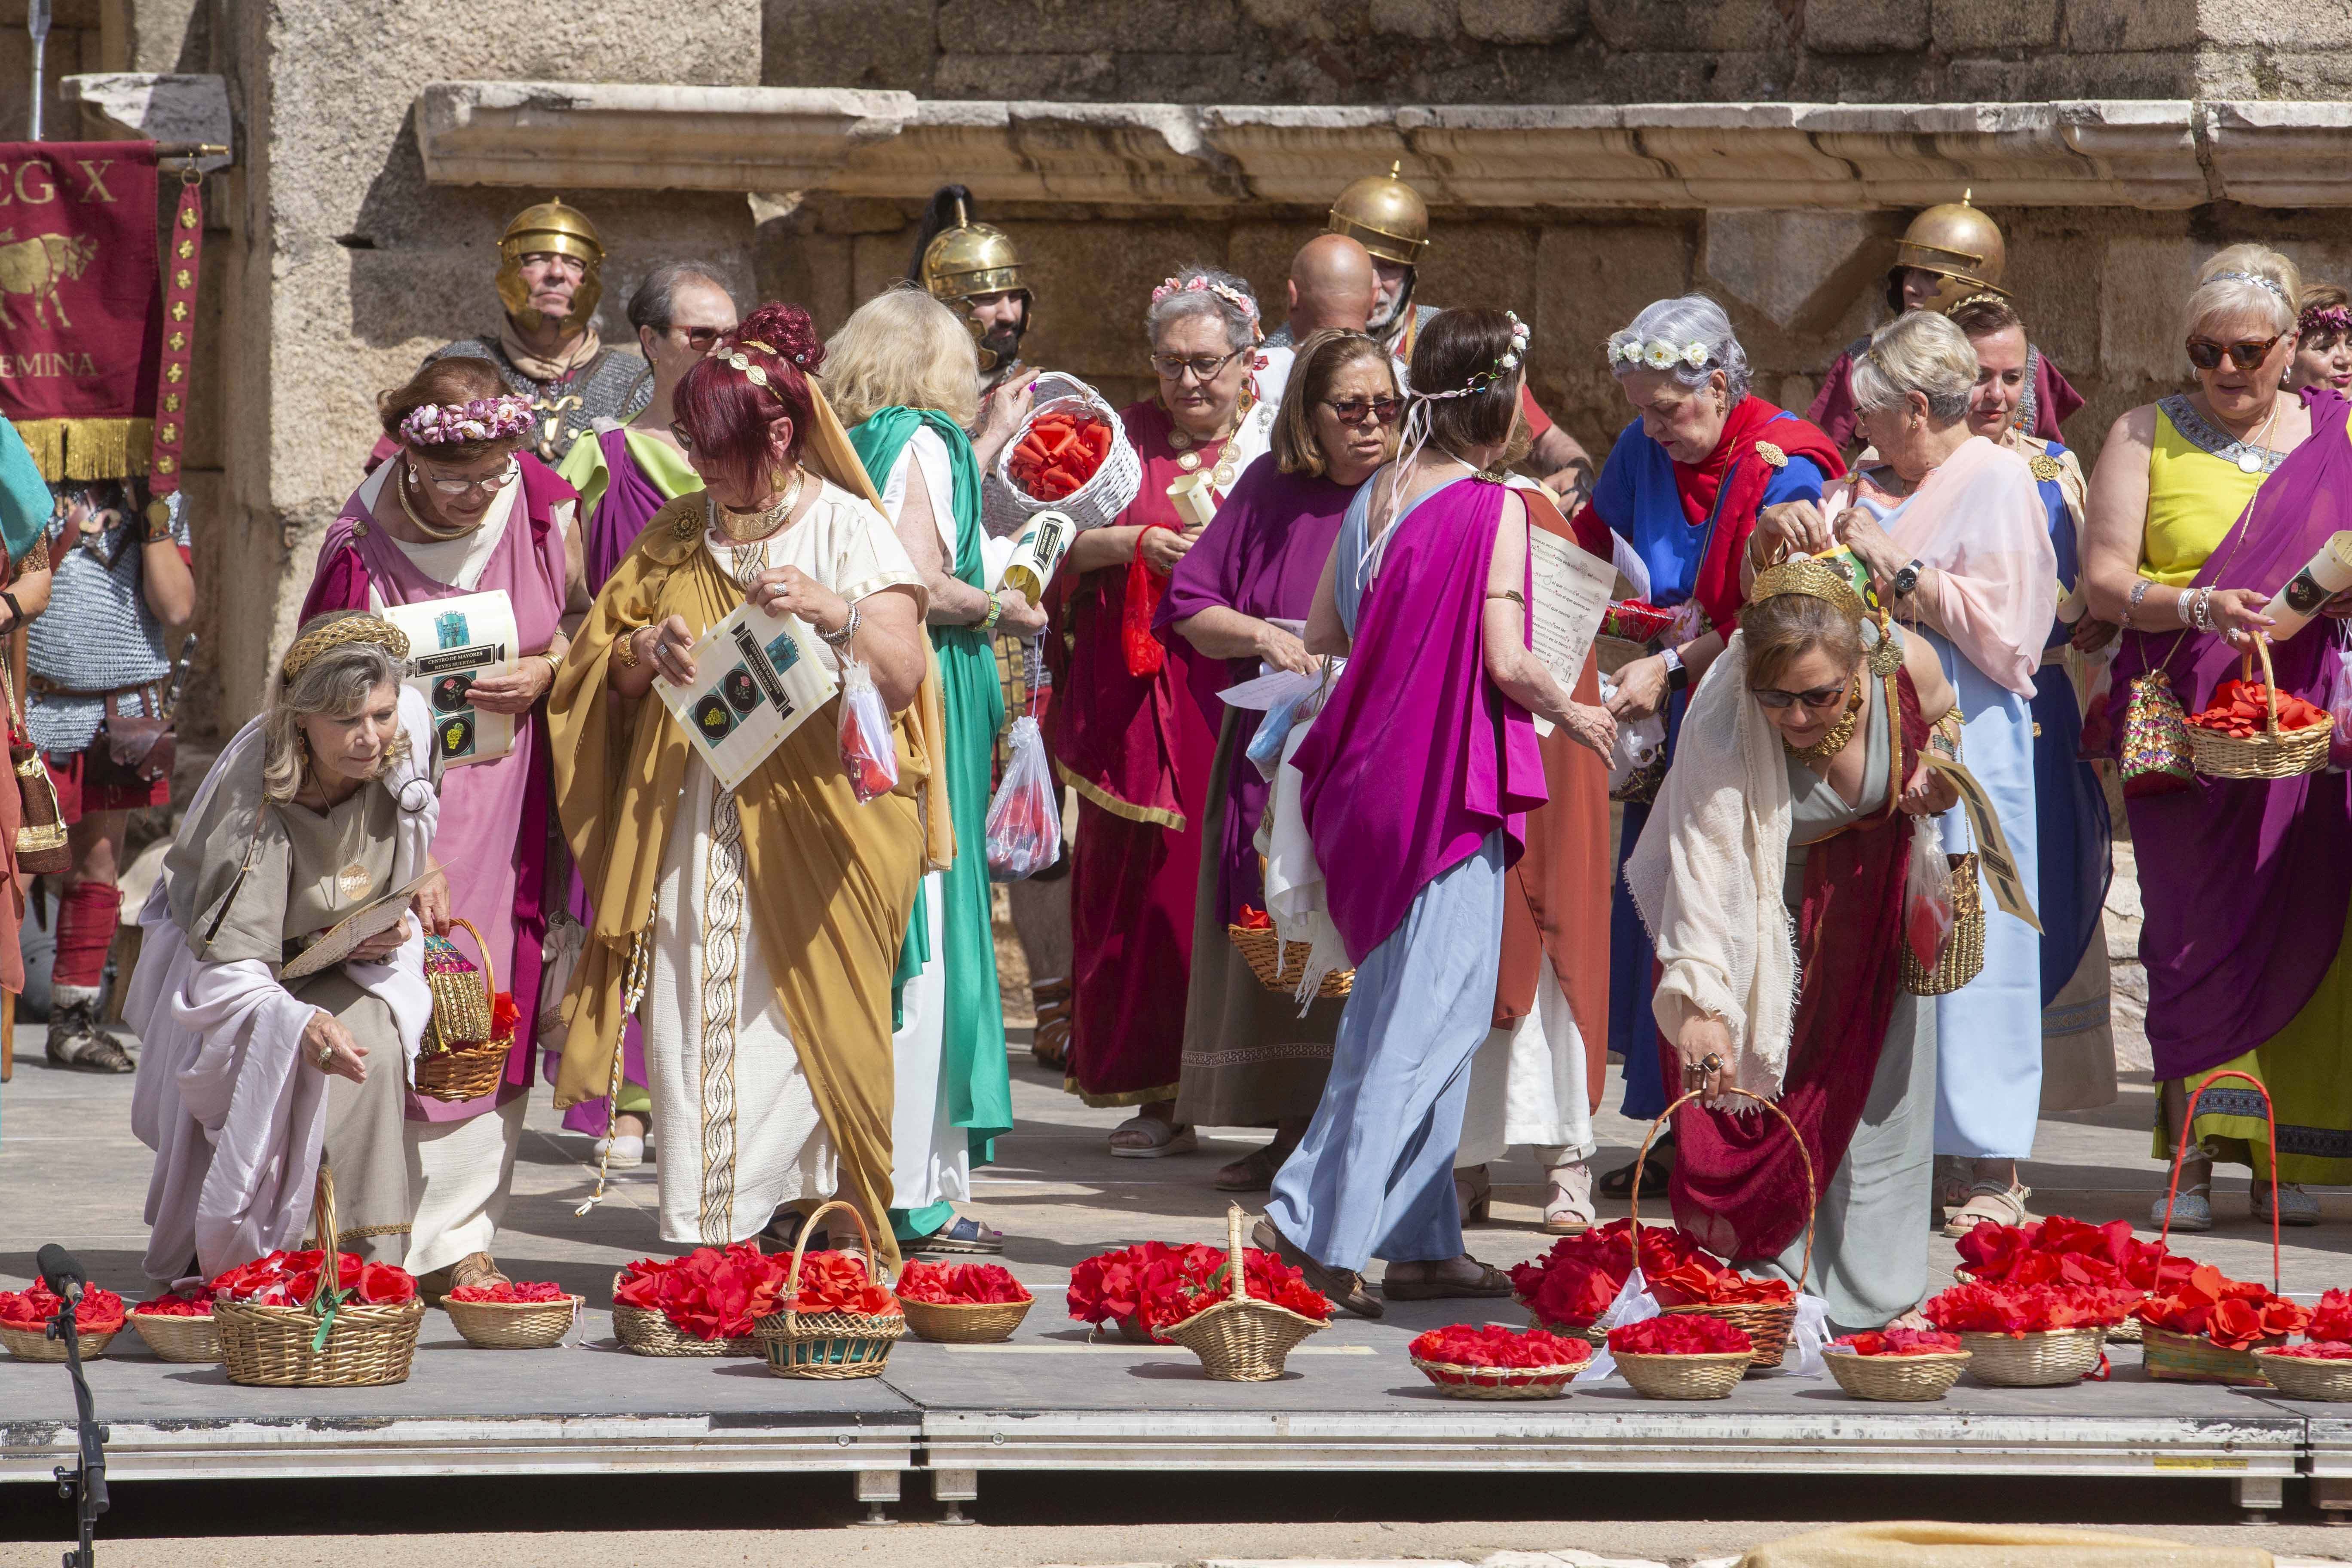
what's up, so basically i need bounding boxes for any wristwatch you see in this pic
[1660,644,1690,694]
[1890,559,1924,599]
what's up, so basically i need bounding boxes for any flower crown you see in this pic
[2303,304,2352,337]
[1151,275,1264,341]
[398,396,535,447]
[1419,311,1531,402]
[282,614,411,683]
[1611,334,1715,373]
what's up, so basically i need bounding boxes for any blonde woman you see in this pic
[833,285,1044,1255]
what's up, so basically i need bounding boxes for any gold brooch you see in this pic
[1755,440,1787,469]
[2030,453,2064,482]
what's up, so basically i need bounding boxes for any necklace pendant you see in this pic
[1168,429,1192,450]
[2237,449,2264,475]
[1176,451,1201,472]
[337,862,373,902]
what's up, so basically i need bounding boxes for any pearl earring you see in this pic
[404,466,420,488]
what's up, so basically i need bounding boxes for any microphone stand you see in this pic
[48,1290,107,1567]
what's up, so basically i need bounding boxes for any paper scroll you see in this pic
[1922,752,2042,933]
[995,508,1075,605]
[380,591,519,769]
[1166,470,1220,532]
[656,598,839,793]
[1528,527,1615,738]
[2265,530,2352,646]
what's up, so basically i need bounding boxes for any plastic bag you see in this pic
[986,715,1062,881]
[1597,675,1666,796]
[1902,815,1956,969]
[837,659,898,803]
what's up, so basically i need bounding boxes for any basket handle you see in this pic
[1025,370,1097,410]
[1630,1087,1817,1294]
[308,1160,339,1322]
[2162,1068,2280,1290]
[1225,1203,1249,1304]
[442,914,498,1006]
[2249,636,2283,738]
[781,1198,884,1332]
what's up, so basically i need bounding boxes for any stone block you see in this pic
[756,219,854,334]
[934,50,1117,100]
[2061,0,2195,52]
[1369,0,1455,38]
[1702,211,1892,336]
[2101,233,2203,385]
[1114,49,1255,104]
[1416,223,1539,324]
[936,0,1237,55]
[2197,0,2352,48]
[1587,0,1785,52]
[1461,0,1586,43]
[2003,218,2103,378]
[1226,219,1329,328]
[1006,218,1239,383]
[764,0,938,92]
[1534,223,1697,444]
[1803,0,1931,53]
[1945,48,2196,99]
[1931,0,2057,53]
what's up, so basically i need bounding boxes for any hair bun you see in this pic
[736,301,826,376]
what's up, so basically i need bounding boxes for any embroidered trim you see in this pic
[336,1223,412,1243]
[1055,758,1187,832]
[695,778,747,1243]
[2040,995,2111,1036]
[2012,344,2043,436]
[2158,392,2288,475]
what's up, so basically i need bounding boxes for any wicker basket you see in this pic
[611,1278,763,1357]
[1229,923,1353,1000]
[1632,1087,1814,1375]
[1614,1348,1752,1400]
[1412,1354,1586,1400]
[129,1311,222,1363]
[2141,1325,2285,1387]
[753,1200,906,1379]
[900,1295,1032,1344]
[1519,1303,1610,1350]
[990,372,1143,534]
[1823,1347,1971,1402]
[1159,1204,1329,1381]
[2188,637,2333,781]
[2251,1349,2352,1402]
[443,1294,583,1350]
[1958,1327,2105,1387]
[413,917,510,1101]
[216,1162,425,1387]
[1959,1267,2147,1344]
[1902,852,1986,995]
[0,1323,118,1362]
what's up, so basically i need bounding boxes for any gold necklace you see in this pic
[395,464,480,541]
[715,467,805,542]
[1783,678,1864,762]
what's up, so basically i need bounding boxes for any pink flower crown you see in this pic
[399,395,536,447]
[1151,274,1264,342]
[2303,305,2352,337]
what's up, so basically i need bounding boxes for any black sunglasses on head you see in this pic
[2187,335,2282,372]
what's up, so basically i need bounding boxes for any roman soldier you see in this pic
[1808,193,2084,456]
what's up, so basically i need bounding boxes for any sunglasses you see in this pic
[1754,680,1852,712]
[2186,335,2282,372]
[1150,349,1246,382]
[1322,396,1401,427]
[677,325,726,352]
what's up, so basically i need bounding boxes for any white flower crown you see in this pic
[1611,337,1715,372]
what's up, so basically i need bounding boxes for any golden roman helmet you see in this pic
[496,198,606,329]
[921,198,1032,365]
[1886,191,2009,315]
[1327,161,1429,268]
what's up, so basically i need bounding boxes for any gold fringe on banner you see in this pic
[12,417,155,482]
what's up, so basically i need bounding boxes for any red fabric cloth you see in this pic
[1672,400,1844,637]
[52,877,122,987]
[1666,665,1928,1264]
[1066,790,1209,1104]
[47,742,171,819]
[1519,385,1555,440]
[0,146,162,430]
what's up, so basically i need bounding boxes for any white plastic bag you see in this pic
[1902,815,1955,970]
[837,658,898,803]
[986,714,1062,881]
[1598,674,1666,796]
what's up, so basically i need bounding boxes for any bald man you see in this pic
[1257,234,1380,410]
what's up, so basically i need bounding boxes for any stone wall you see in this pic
[762,0,2337,106]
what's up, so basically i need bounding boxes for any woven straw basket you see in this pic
[1959,1268,2146,1344]
[2188,637,2333,781]
[413,917,510,1102]
[1412,1355,1586,1400]
[129,1312,222,1363]
[2251,1349,2352,1402]
[1823,1348,1971,1402]
[216,1164,424,1387]
[1902,852,1986,996]
[0,1323,118,1362]
[1161,1205,1328,1381]
[1614,1348,1751,1400]
[1518,1305,1610,1350]
[754,1200,906,1379]
[1632,1088,1813,1375]
[1958,1327,2104,1387]
[611,1274,762,1357]
[444,1294,582,1350]
[900,1295,1032,1344]
[1228,923,1353,1000]
[2141,1325,2284,1387]
[991,372,1142,533]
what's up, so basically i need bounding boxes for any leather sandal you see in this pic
[1109,1113,1197,1159]
[1252,1216,1381,1319]
[1941,1181,2036,1239]
[1029,977,1073,1069]
[1213,1143,1290,1193]
[1599,1134,1672,1200]
[1543,1160,1596,1236]
[417,1250,510,1306]
[1380,1256,1516,1301]
[913,1215,1006,1254]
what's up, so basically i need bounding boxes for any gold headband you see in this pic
[1750,554,1868,625]
[281,615,411,683]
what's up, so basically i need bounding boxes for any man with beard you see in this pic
[413,199,650,465]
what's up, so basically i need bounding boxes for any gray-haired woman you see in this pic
[1048,266,1277,1157]
[1587,293,1847,1183]
[129,613,441,1286]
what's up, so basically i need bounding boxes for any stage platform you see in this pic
[0,1304,2326,1522]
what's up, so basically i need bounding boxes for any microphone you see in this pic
[37,1244,86,1304]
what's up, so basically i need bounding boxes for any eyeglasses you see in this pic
[2187,335,2282,371]
[1753,680,1852,712]
[410,458,517,498]
[676,325,726,352]
[670,422,696,453]
[1149,349,1246,383]
[1322,395,1401,427]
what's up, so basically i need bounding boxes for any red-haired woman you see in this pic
[301,356,585,1299]
[548,303,940,1265]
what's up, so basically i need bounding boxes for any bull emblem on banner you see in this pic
[0,230,97,329]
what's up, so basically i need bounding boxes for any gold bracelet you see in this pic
[613,628,643,671]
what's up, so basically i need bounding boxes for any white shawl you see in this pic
[129,688,439,1285]
[1622,631,1800,1099]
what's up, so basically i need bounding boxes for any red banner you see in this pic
[0,141,161,480]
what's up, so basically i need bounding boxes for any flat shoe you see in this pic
[2151,1184,2213,1233]
[1109,1115,1197,1159]
[914,1216,1006,1254]
[2253,1182,2321,1228]
[1252,1216,1381,1319]
[593,1133,645,1168]
[1379,1258,1514,1301]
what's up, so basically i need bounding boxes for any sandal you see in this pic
[913,1215,1007,1254]
[1454,1164,1493,1226]
[1932,1155,1971,1230]
[417,1250,509,1306]
[1213,1143,1290,1193]
[1543,1159,1595,1236]
[1253,1216,1381,1319]
[1941,1180,2036,1239]
[1109,1113,1197,1159]
[1598,1135,1672,1200]
[1030,977,1073,1069]
[756,1208,830,1255]
[2151,1182,2213,1233]
[1380,1256,1515,1301]
[2253,1182,2321,1228]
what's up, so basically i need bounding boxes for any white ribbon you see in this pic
[1571,1267,1662,1383]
